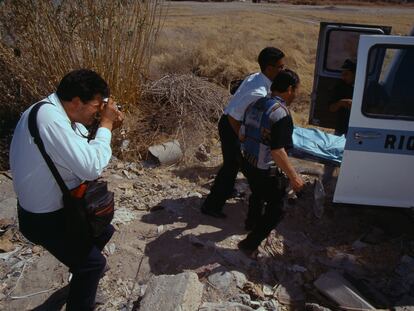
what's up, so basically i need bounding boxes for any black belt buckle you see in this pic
[269,164,280,177]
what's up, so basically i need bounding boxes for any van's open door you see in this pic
[334,35,414,208]
[309,22,391,129]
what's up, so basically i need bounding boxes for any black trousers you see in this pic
[241,159,286,250]
[202,114,242,212]
[18,206,114,311]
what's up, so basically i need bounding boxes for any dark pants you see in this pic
[18,206,114,311]
[202,114,242,212]
[241,159,286,250]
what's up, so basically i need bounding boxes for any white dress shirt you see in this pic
[224,72,272,121]
[10,93,112,213]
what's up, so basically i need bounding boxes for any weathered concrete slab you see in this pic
[199,302,254,311]
[314,271,375,310]
[140,272,203,311]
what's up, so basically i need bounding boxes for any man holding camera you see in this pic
[10,69,123,310]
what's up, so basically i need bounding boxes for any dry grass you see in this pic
[276,0,413,5]
[0,0,164,125]
[151,2,414,126]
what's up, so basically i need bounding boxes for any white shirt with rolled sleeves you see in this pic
[10,93,112,213]
[224,72,272,121]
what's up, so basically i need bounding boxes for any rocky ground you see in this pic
[0,145,414,311]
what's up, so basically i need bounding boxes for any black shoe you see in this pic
[237,240,258,258]
[201,206,227,218]
[244,220,256,231]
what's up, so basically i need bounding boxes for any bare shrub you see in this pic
[114,74,229,162]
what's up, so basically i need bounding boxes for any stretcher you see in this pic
[290,127,345,167]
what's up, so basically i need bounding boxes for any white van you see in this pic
[309,23,414,208]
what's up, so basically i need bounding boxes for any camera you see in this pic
[103,97,122,111]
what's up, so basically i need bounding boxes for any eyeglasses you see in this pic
[272,64,285,70]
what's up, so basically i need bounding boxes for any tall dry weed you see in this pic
[0,0,165,116]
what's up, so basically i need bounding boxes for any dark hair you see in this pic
[56,69,109,103]
[271,69,300,93]
[341,59,357,73]
[258,47,285,72]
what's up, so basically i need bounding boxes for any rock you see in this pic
[188,192,203,199]
[314,271,375,310]
[118,182,134,190]
[0,197,17,220]
[148,140,183,166]
[274,281,305,304]
[122,170,132,179]
[263,299,279,310]
[120,139,130,151]
[305,303,332,311]
[249,300,261,308]
[395,307,414,311]
[319,252,365,276]
[140,272,203,311]
[289,264,307,273]
[157,225,164,235]
[262,284,274,296]
[113,207,137,225]
[195,144,210,162]
[360,227,386,245]
[0,228,15,252]
[199,302,254,311]
[243,282,265,300]
[115,162,125,170]
[32,245,42,254]
[231,270,247,288]
[105,242,116,255]
[352,239,368,250]
[194,263,221,279]
[395,295,414,310]
[230,293,251,305]
[0,246,21,260]
[112,174,124,180]
[207,268,234,291]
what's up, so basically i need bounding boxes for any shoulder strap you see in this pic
[28,101,70,195]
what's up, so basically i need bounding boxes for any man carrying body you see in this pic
[10,69,123,310]
[201,47,286,218]
[238,69,304,257]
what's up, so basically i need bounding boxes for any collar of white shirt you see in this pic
[259,72,272,91]
[45,93,72,124]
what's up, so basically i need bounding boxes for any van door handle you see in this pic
[354,132,381,139]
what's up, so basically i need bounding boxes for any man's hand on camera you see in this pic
[100,98,124,131]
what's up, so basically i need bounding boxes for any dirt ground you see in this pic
[1,149,413,310]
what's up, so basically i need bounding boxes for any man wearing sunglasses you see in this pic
[201,47,286,219]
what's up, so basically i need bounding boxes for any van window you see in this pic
[362,45,414,120]
[324,30,360,72]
